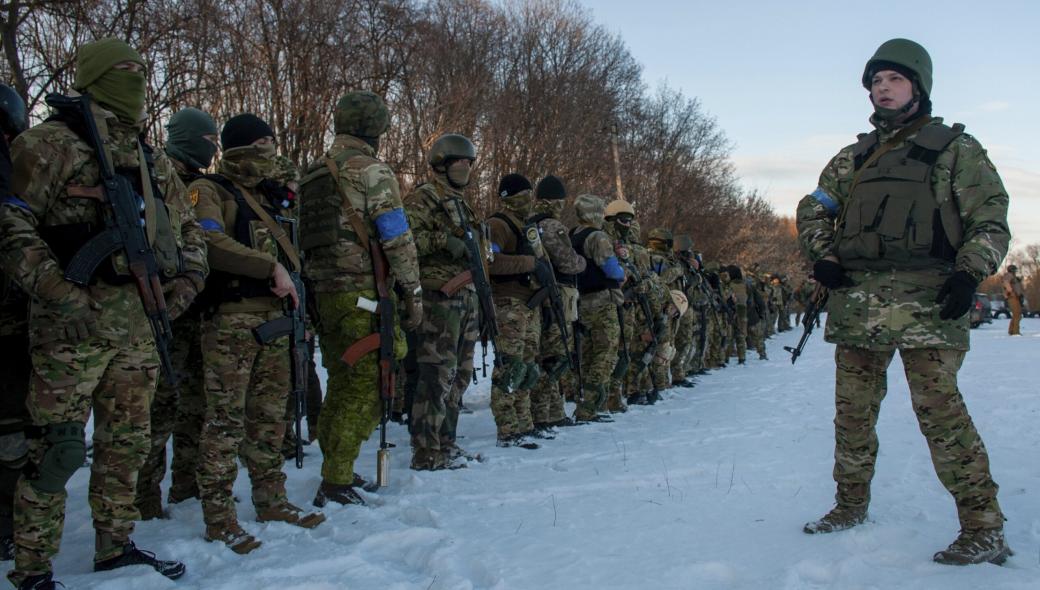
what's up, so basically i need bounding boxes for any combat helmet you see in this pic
[605,199,635,219]
[673,234,694,253]
[862,38,933,98]
[428,133,476,167]
[334,91,390,138]
[648,228,673,244]
[0,84,27,137]
[669,289,689,318]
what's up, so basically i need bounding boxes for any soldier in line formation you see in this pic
[0,36,1011,589]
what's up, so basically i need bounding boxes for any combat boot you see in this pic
[549,417,581,428]
[672,377,696,388]
[313,480,366,507]
[627,392,648,406]
[167,483,198,504]
[645,389,661,405]
[15,572,59,590]
[135,495,168,521]
[94,540,186,579]
[933,528,1012,566]
[256,502,326,529]
[496,434,539,449]
[526,428,555,440]
[205,521,262,555]
[803,505,867,534]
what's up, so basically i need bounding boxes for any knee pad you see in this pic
[29,422,86,494]
[520,362,541,390]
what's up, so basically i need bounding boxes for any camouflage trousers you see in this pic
[575,301,619,420]
[10,335,157,583]
[765,307,776,337]
[778,306,792,332]
[490,297,539,439]
[135,315,205,514]
[313,290,406,485]
[531,308,568,424]
[748,319,766,359]
[831,345,1003,530]
[728,305,747,362]
[652,319,674,388]
[0,330,31,540]
[198,311,289,527]
[670,304,696,381]
[609,304,635,405]
[411,289,478,459]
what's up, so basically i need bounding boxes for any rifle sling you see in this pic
[234,182,302,273]
[324,157,372,252]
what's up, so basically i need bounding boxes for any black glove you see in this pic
[813,259,849,289]
[935,271,978,320]
[533,258,554,287]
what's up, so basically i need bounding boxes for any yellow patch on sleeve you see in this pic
[190,188,200,207]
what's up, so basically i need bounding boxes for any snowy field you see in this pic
[17,317,1040,589]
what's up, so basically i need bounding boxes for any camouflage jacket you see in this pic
[405,175,483,293]
[574,223,624,308]
[302,135,419,295]
[191,151,294,314]
[0,101,208,345]
[797,116,1010,350]
[648,246,684,289]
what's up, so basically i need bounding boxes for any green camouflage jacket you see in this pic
[405,175,483,292]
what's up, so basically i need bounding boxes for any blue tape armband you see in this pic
[375,208,409,241]
[1,196,31,211]
[601,256,625,281]
[810,187,840,217]
[491,242,502,254]
[199,218,224,232]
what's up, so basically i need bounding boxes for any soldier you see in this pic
[746,271,769,360]
[299,92,422,500]
[798,39,1012,565]
[1002,264,1024,335]
[528,175,586,431]
[405,133,482,470]
[570,195,624,421]
[0,39,206,587]
[674,237,709,377]
[485,174,545,448]
[726,265,748,365]
[192,113,324,554]
[647,228,684,386]
[0,83,28,563]
[135,107,218,520]
[669,235,700,385]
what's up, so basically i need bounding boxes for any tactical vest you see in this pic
[488,212,534,287]
[195,175,280,304]
[528,212,577,287]
[570,226,621,294]
[297,147,367,252]
[836,122,964,271]
[38,103,183,284]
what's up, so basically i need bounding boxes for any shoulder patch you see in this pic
[190,188,200,207]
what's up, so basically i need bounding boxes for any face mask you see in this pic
[220,143,277,185]
[446,159,472,188]
[89,69,147,124]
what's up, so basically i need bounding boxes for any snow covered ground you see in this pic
[17,317,1040,589]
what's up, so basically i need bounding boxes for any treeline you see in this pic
[0,0,802,275]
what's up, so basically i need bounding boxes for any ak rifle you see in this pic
[784,285,828,364]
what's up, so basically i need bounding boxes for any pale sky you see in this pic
[583,0,1040,250]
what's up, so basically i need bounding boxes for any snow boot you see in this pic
[312,480,366,507]
[15,572,60,590]
[94,541,186,579]
[803,505,867,534]
[205,521,262,555]
[256,502,326,529]
[933,528,1012,566]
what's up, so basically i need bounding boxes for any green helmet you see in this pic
[862,38,933,97]
[648,228,673,243]
[428,133,476,166]
[334,91,390,138]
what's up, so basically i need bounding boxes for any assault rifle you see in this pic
[51,93,177,385]
[784,285,828,364]
[450,197,500,373]
[618,254,660,393]
[524,225,582,401]
[252,216,308,469]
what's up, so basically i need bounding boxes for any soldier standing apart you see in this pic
[528,176,586,431]
[193,113,325,554]
[1002,264,1024,335]
[0,84,28,563]
[570,195,624,422]
[486,174,545,448]
[798,39,1011,565]
[300,92,422,502]
[135,107,219,519]
[405,134,482,470]
[0,39,208,587]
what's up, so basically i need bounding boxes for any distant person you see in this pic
[1002,264,1024,335]
[796,39,1012,565]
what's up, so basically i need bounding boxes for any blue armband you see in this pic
[601,256,625,281]
[199,218,224,232]
[810,187,840,217]
[0,196,31,211]
[491,242,502,254]
[374,208,409,241]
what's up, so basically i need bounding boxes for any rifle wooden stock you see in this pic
[440,270,473,296]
